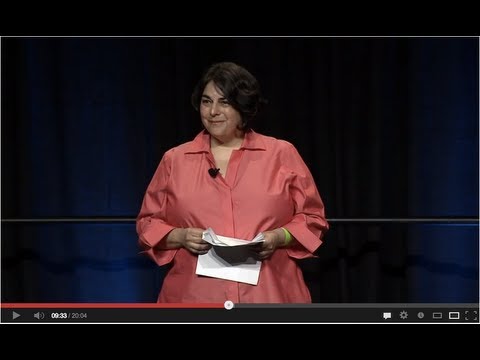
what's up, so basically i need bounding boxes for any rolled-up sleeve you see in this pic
[136,150,177,266]
[282,143,329,259]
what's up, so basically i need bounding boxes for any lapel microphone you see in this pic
[208,168,220,178]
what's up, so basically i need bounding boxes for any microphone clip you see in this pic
[208,168,220,178]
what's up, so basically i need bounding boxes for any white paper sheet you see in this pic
[195,228,264,285]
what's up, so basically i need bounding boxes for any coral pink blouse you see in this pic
[137,130,329,303]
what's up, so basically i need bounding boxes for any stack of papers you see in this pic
[195,228,264,285]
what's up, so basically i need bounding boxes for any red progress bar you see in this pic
[1,303,224,308]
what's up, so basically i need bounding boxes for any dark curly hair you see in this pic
[191,62,267,131]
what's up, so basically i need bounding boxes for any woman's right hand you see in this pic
[180,228,212,255]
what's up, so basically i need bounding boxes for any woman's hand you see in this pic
[180,228,212,255]
[250,229,283,260]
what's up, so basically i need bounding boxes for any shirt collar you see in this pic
[183,129,266,154]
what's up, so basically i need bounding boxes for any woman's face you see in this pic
[200,81,243,143]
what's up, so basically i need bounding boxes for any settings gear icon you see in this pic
[399,311,408,319]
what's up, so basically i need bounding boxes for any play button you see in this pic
[12,311,20,320]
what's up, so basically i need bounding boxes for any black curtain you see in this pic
[2,37,478,303]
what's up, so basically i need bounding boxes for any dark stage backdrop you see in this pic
[2,37,478,303]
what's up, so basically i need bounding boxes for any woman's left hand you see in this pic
[250,230,282,260]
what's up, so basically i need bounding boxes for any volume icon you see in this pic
[33,312,45,319]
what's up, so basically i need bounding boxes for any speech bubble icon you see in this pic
[383,312,392,319]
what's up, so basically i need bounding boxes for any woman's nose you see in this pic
[210,102,220,116]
